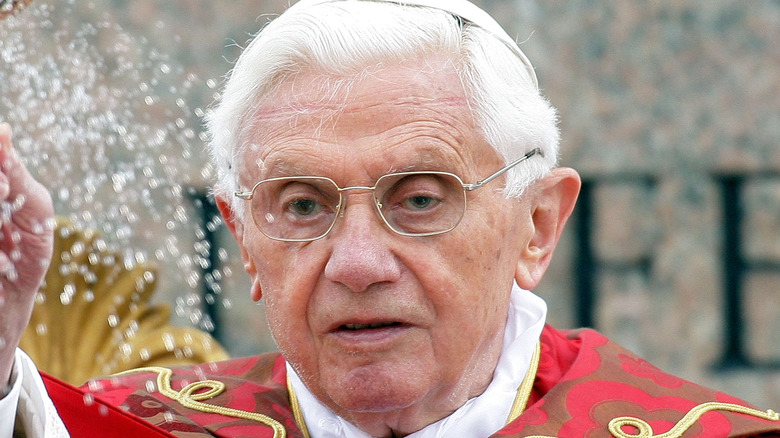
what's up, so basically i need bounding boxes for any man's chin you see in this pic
[320,362,430,414]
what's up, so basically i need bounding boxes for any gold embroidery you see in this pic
[114,367,287,438]
[506,342,542,423]
[115,364,780,438]
[287,375,312,438]
[523,402,779,438]
[607,403,779,438]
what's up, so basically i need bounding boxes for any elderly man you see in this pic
[2,0,779,437]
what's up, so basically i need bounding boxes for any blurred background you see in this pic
[1,0,778,408]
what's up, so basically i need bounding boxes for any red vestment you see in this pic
[45,326,780,437]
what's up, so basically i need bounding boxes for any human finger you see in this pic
[0,123,54,234]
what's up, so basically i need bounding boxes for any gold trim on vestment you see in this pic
[606,403,778,438]
[523,403,779,438]
[287,375,312,438]
[506,342,542,423]
[113,367,287,438]
[114,357,779,438]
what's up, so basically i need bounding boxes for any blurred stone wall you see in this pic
[1,0,777,409]
[509,1,780,409]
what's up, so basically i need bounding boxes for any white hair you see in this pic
[206,0,559,217]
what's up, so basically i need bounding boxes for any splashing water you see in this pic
[0,1,226,332]
[0,0,33,20]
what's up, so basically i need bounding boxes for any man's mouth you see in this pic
[340,322,403,331]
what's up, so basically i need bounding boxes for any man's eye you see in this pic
[403,195,436,210]
[289,199,321,216]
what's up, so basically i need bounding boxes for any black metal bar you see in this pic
[714,176,750,369]
[186,189,223,343]
[573,180,596,328]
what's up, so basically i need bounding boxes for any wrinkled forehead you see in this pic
[253,58,468,126]
[236,58,496,183]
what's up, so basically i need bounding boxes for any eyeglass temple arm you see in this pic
[463,147,543,191]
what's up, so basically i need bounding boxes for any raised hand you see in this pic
[0,123,54,388]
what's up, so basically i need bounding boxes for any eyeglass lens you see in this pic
[250,172,467,240]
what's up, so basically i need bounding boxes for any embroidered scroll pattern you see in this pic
[524,402,779,438]
[114,367,287,438]
[607,403,778,438]
[113,367,779,438]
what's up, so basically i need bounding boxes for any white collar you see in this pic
[287,284,547,437]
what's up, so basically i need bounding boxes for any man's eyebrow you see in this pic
[253,158,311,178]
[254,146,468,179]
[390,149,465,173]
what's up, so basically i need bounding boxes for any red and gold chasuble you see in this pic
[45,326,780,437]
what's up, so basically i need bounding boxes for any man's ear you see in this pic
[515,167,581,290]
[215,195,263,301]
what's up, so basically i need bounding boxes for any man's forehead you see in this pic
[237,56,492,181]
[253,60,467,123]
[252,94,467,123]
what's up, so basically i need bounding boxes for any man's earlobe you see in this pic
[250,278,263,302]
[515,167,581,289]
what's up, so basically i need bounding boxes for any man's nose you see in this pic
[323,202,401,292]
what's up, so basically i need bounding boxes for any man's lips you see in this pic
[326,321,412,350]
[339,321,403,331]
[323,317,418,351]
[327,315,413,333]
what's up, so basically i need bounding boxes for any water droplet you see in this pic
[120,343,132,356]
[84,271,97,284]
[59,290,73,305]
[12,194,26,211]
[162,332,175,352]
[70,241,85,256]
[87,379,103,392]
[35,323,47,335]
[143,270,155,283]
[5,269,19,282]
